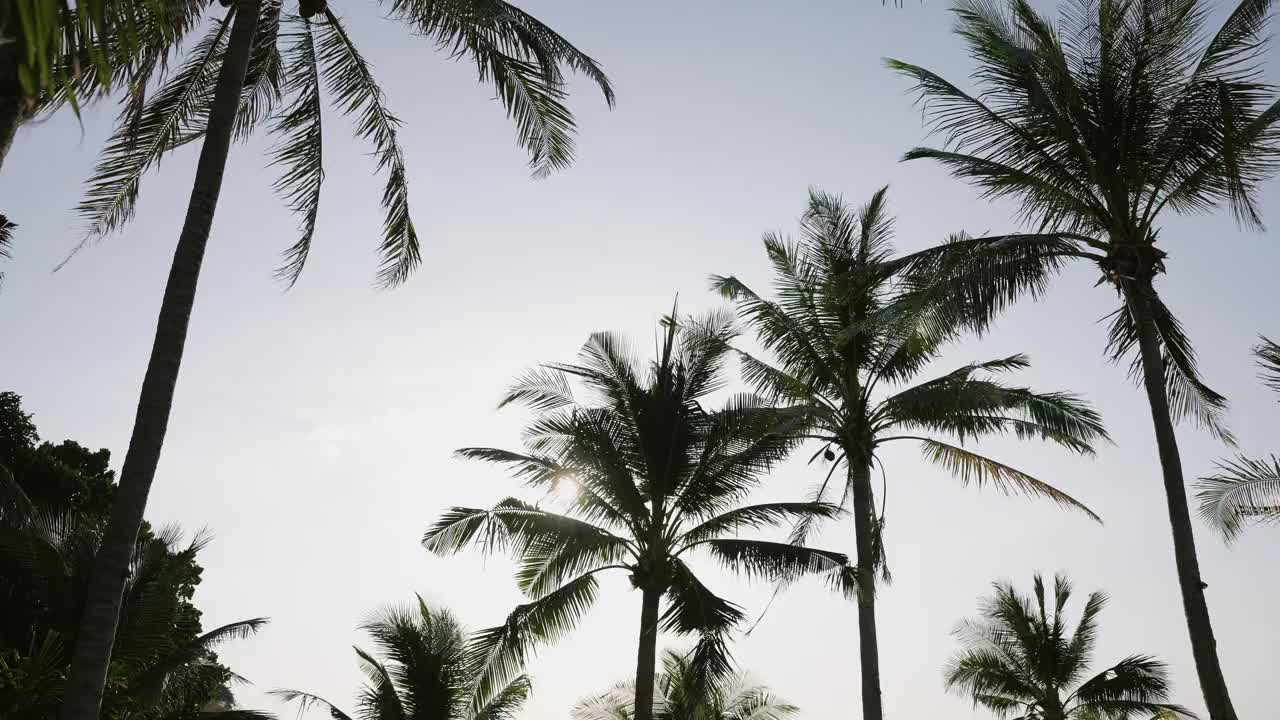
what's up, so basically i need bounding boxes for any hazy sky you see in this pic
[1,1,1277,718]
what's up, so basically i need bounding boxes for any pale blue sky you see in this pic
[1,1,1277,718]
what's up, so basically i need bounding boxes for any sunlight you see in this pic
[556,478,580,501]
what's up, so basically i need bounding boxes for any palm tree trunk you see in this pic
[849,459,883,720]
[0,43,27,175]
[633,586,662,720]
[57,2,262,718]
[1122,281,1238,720]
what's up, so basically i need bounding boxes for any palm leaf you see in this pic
[1195,455,1280,541]
[314,9,418,287]
[269,14,324,287]
[916,438,1101,522]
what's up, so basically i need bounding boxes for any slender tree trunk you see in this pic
[0,42,28,176]
[1123,281,1238,720]
[58,2,261,718]
[849,459,883,720]
[633,586,662,720]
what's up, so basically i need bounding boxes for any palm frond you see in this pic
[314,9,418,287]
[699,539,858,600]
[269,14,324,287]
[383,0,614,178]
[916,438,1101,521]
[0,215,15,290]
[463,571,600,717]
[473,674,532,720]
[270,688,356,720]
[675,502,844,550]
[1195,455,1280,541]
[1256,336,1280,393]
[73,12,232,245]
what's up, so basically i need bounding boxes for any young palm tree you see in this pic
[885,0,1280,715]
[711,189,1108,720]
[274,599,529,720]
[63,3,613,719]
[424,310,859,720]
[946,574,1195,720]
[1196,338,1280,540]
[572,649,798,720]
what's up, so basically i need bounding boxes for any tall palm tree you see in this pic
[63,3,613,719]
[424,310,859,720]
[572,649,798,720]
[273,599,530,720]
[1196,337,1280,539]
[946,574,1195,720]
[885,0,1280,715]
[711,189,1108,720]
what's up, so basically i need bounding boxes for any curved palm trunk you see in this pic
[849,460,883,720]
[1123,282,1238,720]
[0,43,28,175]
[58,2,262,718]
[633,587,661,720]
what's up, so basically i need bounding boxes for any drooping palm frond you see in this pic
[1256,336,1280,393]
[382,0,613,178]
[913,438,1100,522]
[267,13,322,287]
[73,11,232,245]
[1196,455,1280,541]
[269,689,356,720]
[313,9,418,287]
[0,215,15,290]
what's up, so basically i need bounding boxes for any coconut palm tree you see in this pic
[947,574,1195,720]
[1196,337,1280,540]
[63,3,613,719]
[424,309,859,720]
[885,0,1280,715]
[273,599,530,720]
[572,649,798,720]
[711,188,1108,720]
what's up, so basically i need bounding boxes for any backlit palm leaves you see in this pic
[886,1,1280,714]
[274,599,529,720]
[73,0,613,286]
[1196,338,1280,540]
[572,649,799,720]
[424,310,857,720]
[712,188,1107,720]
[946,575,1194,720]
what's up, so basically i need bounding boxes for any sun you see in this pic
[556,478,580,500]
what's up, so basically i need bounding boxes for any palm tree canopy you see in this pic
[887,0,1280,441]
[1195,337,1280,540]
[572,649,799,720]
[711,189,1107,568]
[273,598,529,720]
[424,309,858,715]
[69,0,614,287]
[946,574,1196,719]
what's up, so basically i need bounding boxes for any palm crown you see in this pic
[887,0,1280,438]
[712,189,1107,561]
[946,574,1194,720]
[274,599,529,720]
[572,649,799,720]
[71,0,613,286]
[1195,337,1280,540]
[423,310,858,718]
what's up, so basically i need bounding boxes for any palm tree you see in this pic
[273,599,530,720]
[711,189,1108,720]
[946,574,1195,720]
[572,649,798,720]
[63,3,612,718]
[885,0,1280,715]
[0,214,13,289]
[424,310,859,720]
[1196,337,1280,539]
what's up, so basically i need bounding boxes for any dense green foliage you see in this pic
[0,392,267,720]
[946,575,1193,719]
[275,599,530,720]
[572,650,798,720]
